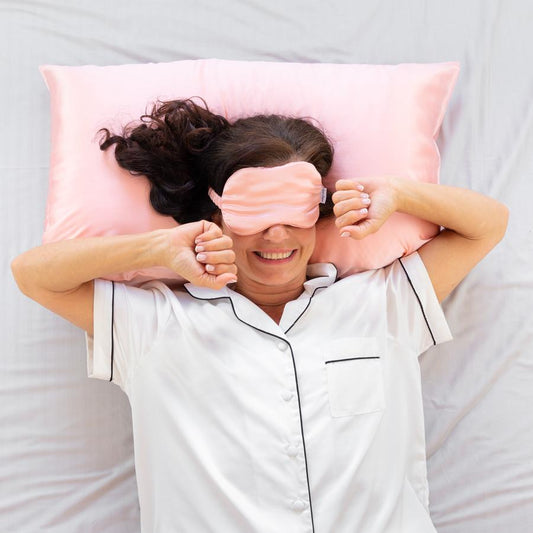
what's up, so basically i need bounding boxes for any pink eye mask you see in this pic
[208,161,327,235]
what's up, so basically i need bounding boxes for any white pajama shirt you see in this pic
[87,251,452,533]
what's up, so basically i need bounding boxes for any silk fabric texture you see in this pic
[208,161,325,235]
[40,59,459,282]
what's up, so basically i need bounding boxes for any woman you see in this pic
[12,99,508,533]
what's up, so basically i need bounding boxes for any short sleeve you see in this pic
[385,252,453,356]
[85,279,174,393]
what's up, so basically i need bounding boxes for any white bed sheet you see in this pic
[2,1,532,532]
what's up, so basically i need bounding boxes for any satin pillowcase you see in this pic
[40,58,459,282]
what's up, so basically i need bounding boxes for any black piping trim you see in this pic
[109,281,115,382]
[284,264,337,335]
[398,258,436,346]
[325,356,380,364]
[284,285,325,334]
[183,286,316,533]
[287,341,316,532]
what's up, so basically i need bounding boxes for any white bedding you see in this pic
[2,1,532,531]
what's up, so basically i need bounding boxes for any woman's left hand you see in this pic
[332,177,398,239]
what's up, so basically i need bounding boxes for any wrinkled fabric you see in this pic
[208,161,325,235]
[3,2,532,533]
[39,59,457,281]
[87,254,451,533]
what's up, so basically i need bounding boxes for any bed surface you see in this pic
[2,1,532,531]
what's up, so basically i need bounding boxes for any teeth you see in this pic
[258,251,293,260]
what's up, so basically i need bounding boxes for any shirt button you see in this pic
[291,499,307,512]
[277,342,288,351]
[281,390,293,401]
[287,445,299,457]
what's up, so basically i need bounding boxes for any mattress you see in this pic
[2,1,532,531]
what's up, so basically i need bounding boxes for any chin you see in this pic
[253,269,303,287]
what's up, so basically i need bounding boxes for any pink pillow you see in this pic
[40,59,459,282]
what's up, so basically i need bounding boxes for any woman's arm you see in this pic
[11,222,237,335]
[332,177,509,302]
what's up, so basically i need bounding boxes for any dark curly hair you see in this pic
[99,97,335,224]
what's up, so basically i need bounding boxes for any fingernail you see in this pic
[362,198,371,205]
[341,232,350,237]
[360,208,368,214]
[195,245,204,252]
[205,264,215,272]
[361,193,370,198]
[196,253,206,261]
[357,185,364,191]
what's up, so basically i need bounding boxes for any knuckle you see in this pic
[343,199,355,210]
[333,204,344,217]
[337,210,352,223]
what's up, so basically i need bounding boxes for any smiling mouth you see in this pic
[253,250,296,261]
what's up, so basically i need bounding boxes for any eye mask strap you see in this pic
[208,188,223,208]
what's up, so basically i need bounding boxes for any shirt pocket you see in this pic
[324,337,385,417]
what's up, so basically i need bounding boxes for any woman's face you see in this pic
[221,221,316,293]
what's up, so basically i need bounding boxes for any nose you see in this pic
[263,224,290,241]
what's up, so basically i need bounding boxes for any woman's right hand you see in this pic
[163,221,237,289]
[11,221,237,335]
